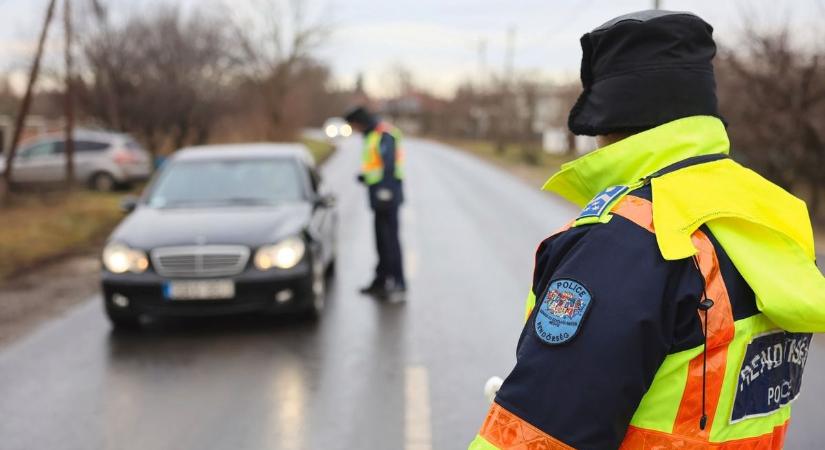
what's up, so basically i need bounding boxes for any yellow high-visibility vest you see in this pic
[361,122,405,185]
[472,116,824,449]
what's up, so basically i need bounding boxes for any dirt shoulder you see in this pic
[0,252,101,346]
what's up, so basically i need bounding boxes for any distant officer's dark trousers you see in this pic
[373,206,405,288]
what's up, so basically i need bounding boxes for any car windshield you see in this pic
[146,158,304,208]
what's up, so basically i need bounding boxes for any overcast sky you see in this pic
[1,0,823,96]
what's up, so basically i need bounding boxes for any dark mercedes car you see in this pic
[100,143,337,328]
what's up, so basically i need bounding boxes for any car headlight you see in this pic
[340,123,352,137]
[254,237,306,270]
[325,124,339,138]
[102,242,149,274]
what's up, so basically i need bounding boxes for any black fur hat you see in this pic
[568,10,724,136]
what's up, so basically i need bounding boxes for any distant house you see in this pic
[377,91,448,135]
[533,89,596,155]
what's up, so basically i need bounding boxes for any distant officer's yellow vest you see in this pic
[361,122,405,185]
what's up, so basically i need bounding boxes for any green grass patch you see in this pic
[0,191,125,279]
[301,137,336,165]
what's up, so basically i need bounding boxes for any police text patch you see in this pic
[534,278,593,345]
[578,185,629,220]
[730,331,812,423]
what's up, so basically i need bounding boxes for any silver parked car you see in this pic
[2,129,152,191]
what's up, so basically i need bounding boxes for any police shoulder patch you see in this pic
[578,185,629,220]
[534,278,593,345]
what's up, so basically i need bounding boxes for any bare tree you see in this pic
[79,7,238,155]
[518,79,541,164]
[234,0,331,139]
[716,24,825,217]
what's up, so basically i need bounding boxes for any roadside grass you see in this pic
[301,137,335,165]
[0,191,124,280]
[439,139,574,187]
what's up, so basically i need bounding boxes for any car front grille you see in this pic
[151,245,250,278]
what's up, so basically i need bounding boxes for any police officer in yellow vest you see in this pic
[469,11,825,450]
[344,106,406,299]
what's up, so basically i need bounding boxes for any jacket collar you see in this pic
[542,116,730,206]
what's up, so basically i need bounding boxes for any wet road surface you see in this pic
[1,138,824,450]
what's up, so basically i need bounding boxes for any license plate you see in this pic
[163,280,235,300]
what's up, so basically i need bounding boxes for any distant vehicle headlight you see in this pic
[325,124,339,138]
[102,242,149,274]
[254,237,306,270]
[340,123,352,137]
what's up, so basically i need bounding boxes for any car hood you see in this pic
[109,202,312,250]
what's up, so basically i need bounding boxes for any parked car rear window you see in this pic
[146,158,304,208]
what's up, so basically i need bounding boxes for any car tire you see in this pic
[325,255,336,277]
[89,172,117,192]
[304,260,326,320]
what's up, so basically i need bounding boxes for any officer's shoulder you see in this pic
[539,185,656,256]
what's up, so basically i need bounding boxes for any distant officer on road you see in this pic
[344,106,406,299]
[469,10,825,450]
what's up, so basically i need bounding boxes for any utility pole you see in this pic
[504,26,516,84]
[63,0,76,187]
[90,0,121,130]
[0,0,58,203]
[477,38,487,88]
[653,0,662,9]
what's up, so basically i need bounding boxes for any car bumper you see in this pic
[101,263,313,317]
[113,163,152,183]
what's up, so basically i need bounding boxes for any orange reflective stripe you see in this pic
[673,345,729,439]
[478,402,574,450]
[611,195,655,232]
[691,230,736,350]
[622,422,788,449]
[361,152,382,171]
[611,196,737,443]
[361,135,383,172]
[673,230,736,439]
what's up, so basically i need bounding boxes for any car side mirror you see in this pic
[316,194,336,208]
[120,195,139,213]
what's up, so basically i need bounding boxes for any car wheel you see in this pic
[90,172,117,192]
[325,255,336,278]
[304,260,326,319]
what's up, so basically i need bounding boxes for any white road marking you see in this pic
[405,250,418,281]
[405,365,433,450]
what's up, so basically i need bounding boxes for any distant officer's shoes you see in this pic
[359,281,385,296]
[360,279,406,301]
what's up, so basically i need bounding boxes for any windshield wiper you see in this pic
[154,197,280,208]
[221,197,279,205]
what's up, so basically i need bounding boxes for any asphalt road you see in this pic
[0,137,823,450]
